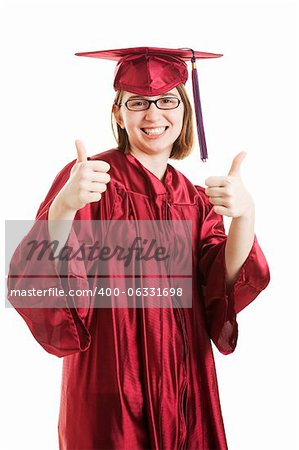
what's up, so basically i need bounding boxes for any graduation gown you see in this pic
[8,149,270,450]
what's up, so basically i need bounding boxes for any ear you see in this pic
[112,104,125,129]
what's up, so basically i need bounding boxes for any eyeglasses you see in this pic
[118,96,181,111]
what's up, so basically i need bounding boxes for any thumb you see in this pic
[75,139,88,163]
[227,151,247,176]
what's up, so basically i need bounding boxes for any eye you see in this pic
[128,99,148,108]
[159,97,178,105]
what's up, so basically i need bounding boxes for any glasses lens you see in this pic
[126,99,150,111]
[157,97,180,110]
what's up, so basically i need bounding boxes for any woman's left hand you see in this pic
[205,151,255,219]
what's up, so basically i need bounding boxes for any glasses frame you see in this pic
[119,96,182,111]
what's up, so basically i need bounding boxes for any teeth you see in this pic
[143,127,166,135]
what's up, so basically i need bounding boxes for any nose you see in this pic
[144,102,162,121]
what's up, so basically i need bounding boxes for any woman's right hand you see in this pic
[57,140,111,213]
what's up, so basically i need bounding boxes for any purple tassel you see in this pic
[191,54,208,161]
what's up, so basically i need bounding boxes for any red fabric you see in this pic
[8,149,270,450]
[74,46,223,62]
[75,47,223,96]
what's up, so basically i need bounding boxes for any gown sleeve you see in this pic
[195,185,270,355]
[7,159,117,358]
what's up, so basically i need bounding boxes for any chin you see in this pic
[131,137,174,156]
[143,139,174,153]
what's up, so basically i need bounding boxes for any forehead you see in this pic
[122,87,179,101]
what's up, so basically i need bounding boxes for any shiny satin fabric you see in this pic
[8,149,270,450]
[75,47,223,97]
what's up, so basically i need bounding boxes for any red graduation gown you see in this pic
[8,149,270,450]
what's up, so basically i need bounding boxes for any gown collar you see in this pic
[124,152,173,195]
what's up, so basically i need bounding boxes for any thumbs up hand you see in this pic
[205,152,254,218]
[57,140,111,212]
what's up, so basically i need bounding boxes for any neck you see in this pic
[129,147,170,181]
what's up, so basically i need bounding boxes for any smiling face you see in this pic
[113,88,184,158]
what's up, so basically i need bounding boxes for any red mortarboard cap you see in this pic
[75,47,223,161]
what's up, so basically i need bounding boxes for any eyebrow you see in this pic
[127,92,179,100]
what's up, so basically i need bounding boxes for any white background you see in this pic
[1,0,299,449]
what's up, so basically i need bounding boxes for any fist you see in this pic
[205,152,255,218]
[58,140,111,212]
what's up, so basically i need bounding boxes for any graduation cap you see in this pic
[75,47,223,161]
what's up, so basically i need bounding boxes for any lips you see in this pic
[141,126,168,136]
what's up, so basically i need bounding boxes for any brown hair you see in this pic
[111,84,194,160]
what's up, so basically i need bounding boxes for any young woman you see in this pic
[8,47,270,450]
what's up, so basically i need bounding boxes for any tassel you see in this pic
[190,50,208,161]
